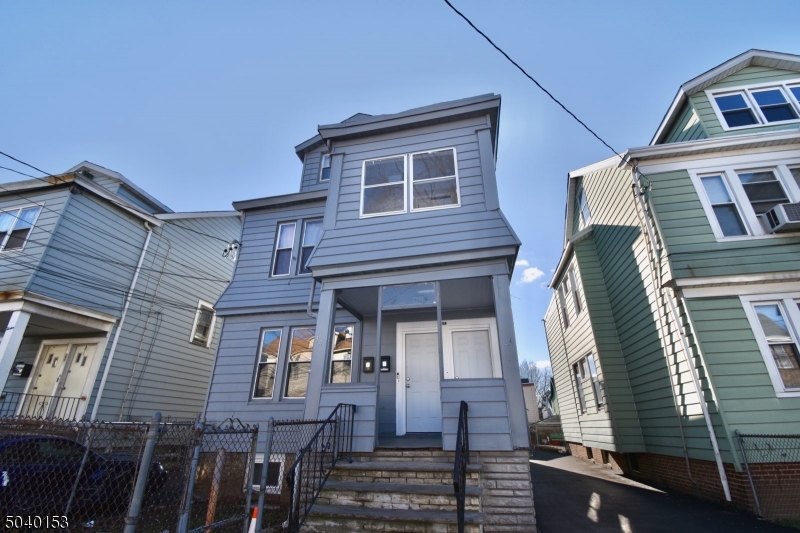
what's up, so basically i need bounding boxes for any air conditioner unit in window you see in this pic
[765,202,800,233]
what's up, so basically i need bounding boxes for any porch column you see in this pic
[0,310,31,393]
[303,289,337,420]
[492,275,531,449]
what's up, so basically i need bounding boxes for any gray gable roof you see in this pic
[67,161,173,213]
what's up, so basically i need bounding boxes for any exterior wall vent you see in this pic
[765,202,800,232]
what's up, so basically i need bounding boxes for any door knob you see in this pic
[406,384,410,388]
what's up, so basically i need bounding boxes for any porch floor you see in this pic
[376,432,442,449]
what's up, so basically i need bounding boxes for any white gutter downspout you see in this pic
[90,222,153,420]
[630,168,731,501]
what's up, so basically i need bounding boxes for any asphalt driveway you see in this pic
[530,450,794,533]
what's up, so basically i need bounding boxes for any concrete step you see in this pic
[302,504,483,533]
[350,449,479,463]
[317,481,482,512]
[328,461,482,487]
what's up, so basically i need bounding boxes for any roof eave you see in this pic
[232,189,328,211]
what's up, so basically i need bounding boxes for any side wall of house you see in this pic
[663,102,707,144]
[300,146,331,194]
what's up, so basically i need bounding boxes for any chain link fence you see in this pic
[530,415,565,452]
[0,414,258,532]
[735,431,800,528]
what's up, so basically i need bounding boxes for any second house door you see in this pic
[405,332,442,433]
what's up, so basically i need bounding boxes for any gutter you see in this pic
[90,222,153,420]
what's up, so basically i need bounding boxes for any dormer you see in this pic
[652,50,800,145]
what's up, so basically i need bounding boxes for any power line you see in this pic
[442,0,624,160]
[0,165,38,179]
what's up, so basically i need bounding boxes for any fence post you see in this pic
[124,412,162,533]
[205,447,227,530]
[177,419,205,533]
[241,424,259,533]
[254,418,274,533]
[735,430,763,517]
[64,425,96,516]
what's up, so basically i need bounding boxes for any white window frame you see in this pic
[296,219,323,276]
[575,184,591,230]
[0,204,43,253]
[250,453,286,494]
[271,222,297,278]
[441,318,502,380]
[251,328,283,400]
[189,300,217,348]
[688,158,800,241]
[706,78,800,132]
[283,327,315,399]
[319,154,331,182]
[740,292,800,398]
[568,266,583,315]
[359,155,407,218]
[409,147,461,213]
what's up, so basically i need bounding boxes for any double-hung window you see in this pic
[253,329,282,399]
[272,223,296,276]
[742,294,800,396]
[573,361,586,413]
[190,301,216,347]
[694,161,800,239]
[359,148,460,217]
[568,267,583,315]
[271,218,323,277]
[557,282,570,329]
[320,154,331,182]
[0,206,42,252]
[575,184,591,231]
[298,220,323,275]
[285,328,315,398]
[329,325,355,384]
[709,81,800,130]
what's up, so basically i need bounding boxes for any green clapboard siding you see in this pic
[663,102,708,144]
[691,66,800,138]
[686,297,800,433]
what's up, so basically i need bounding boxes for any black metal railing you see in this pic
[453,400,469,533]
[284,403,355,532]
[0,391,83,419]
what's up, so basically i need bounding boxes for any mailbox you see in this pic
[12,362,32,378]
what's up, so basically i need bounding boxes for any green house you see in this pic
[544,49,800,515]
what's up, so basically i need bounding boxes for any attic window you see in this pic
[320,154,331,182]
[575,184,591,231]
[709,81,800,130]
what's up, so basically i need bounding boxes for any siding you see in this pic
[115,186,161,214]
[317,385,376,452]
[216,201,325,313]
[663,102,707,144]
[646,169,800,280]
[686,297,800,433]
[0,187,71,294]
[690,66,800,138]
[578,165,729,462]
[300,146,331,193]
[308,117,518,271]
[91,214,241,421]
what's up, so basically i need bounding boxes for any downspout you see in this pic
[307,278,318,318]
[630,168,731,501]
[90,222,153,420]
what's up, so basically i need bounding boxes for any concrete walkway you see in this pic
[530,450,794,533]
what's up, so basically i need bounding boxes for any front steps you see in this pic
[302,449,536,533]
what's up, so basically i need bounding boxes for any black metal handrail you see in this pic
[453,400,469,533]
[0,391,83,419]
[284,403,355,532]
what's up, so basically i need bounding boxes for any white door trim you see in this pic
[22,336,109,419]
[395,321,438,437]
[441,318,502,380]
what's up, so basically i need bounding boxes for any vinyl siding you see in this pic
[578,165,728,462]
[300,146,331,193]
[115,186,162,214]
[691,66,800,138]
[663,102,707,144]
[645,169,800,280]
[317,385,376,452]
[0,187,71,294]
[90,214,241,421]
[215,201,325,313]
[544,299,582,444]
[307,117,518,271]
[686,297,800,434]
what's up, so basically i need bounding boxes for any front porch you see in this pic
[0,293,116,420]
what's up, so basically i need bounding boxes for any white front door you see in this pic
[405,332,442,433]
[24,344,70,417]
[59,344,97,399]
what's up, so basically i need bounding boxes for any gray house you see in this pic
[205,95,536,531]
[0,162,241,421]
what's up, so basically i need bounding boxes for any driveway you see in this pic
[530,450,793,533]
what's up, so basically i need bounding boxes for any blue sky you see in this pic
[2,1,798,368]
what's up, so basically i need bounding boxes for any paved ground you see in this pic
[530,450,795,533]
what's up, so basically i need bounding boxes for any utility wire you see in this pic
[0,165,38,179]
[442,0,625,160]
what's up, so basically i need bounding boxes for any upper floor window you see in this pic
[693,162,800,239]
[742,293,800,397]
[360,148,460,218]
[190,301,216,347]
[557,281,570,329]
[298,220,323,275]
[320,154,331,182]
[0,206,42,252]
[709,81,800,130]
[568,267,583,314]
[575,184,591,230]
[272,222,296,277]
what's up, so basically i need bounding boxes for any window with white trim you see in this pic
[329,325,354,384]
[320,154,331,182]
[575,184,591,231]
[693,162,800,239]
[250,453,285,494]
[359,148,460,217]
[271,222,296,276]
[742,294,800,396]
[708,80,800,130]
[572,361,586,413]
[252,329,281,399]
[0,206,42,252]
[297,220,323,275]
[568,266,583,315]
[557,282,570,329]
[285,328,315,398]
[190,301,216,347]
